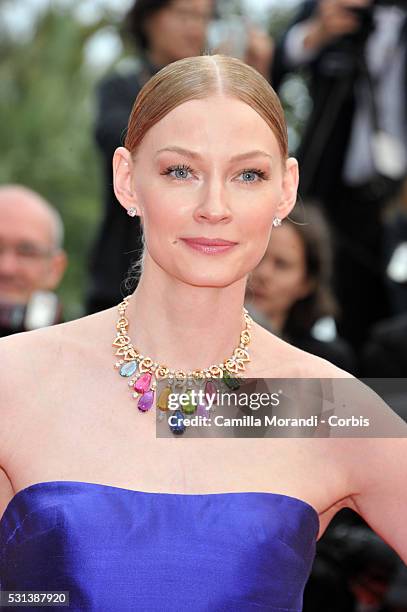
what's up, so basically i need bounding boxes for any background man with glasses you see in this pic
[0,184,67,336]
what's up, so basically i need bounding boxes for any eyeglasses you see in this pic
[168,6,213,25]
[0,242,55,262]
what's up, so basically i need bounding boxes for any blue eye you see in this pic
[162,164,193,180]
[239,169,268,183]
[241,171,256,182]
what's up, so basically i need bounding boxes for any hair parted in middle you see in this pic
[124,54,288,160]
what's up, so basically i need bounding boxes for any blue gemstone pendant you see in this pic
[169,409,187,435]
[119,361,138,377]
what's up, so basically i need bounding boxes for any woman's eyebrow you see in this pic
[155,146,272,162]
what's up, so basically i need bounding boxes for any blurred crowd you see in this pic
[1,0,406,609]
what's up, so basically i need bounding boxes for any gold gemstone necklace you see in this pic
[113,295,253,435]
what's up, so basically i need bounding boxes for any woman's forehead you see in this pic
[143,97,281,157]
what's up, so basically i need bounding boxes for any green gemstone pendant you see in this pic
[223,371,241,390]
[182,389,197,415]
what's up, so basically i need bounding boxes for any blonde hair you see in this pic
[122,54,288,294]
[125,54,288,158]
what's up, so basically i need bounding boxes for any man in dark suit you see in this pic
[271,0,407,351]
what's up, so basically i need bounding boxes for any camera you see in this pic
[342,0,406,46]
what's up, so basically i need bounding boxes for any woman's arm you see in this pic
[0,329,56,519]
[329,378,407,564]
[300,355,407,563]
[348,437,407,564]
[0,335,23,520]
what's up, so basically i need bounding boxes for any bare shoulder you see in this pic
[0,328,53,485]
[0,325,63,407]
[0,309,114,462]
[0,324,68,463]
[0,315,86,378]
[254,323,407,487]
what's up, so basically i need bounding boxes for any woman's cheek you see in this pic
[146,197,178,225]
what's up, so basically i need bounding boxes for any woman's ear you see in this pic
[274,157,299,220]
[113,147,140,215]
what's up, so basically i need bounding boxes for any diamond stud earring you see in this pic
[127,207,138,217]
[272,217,282,227]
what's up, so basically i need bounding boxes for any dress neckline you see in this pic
[2,479,320,533]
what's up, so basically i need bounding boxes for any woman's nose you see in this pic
[194,180,232,224]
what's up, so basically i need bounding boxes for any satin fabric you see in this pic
[0,481,319,611]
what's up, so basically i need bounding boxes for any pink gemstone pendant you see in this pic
[138,390,155,412]
[134,373,152,394]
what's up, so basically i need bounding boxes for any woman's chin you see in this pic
[152,254,250,287]
[174,269,244,288]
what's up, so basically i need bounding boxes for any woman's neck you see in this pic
[124,261,249,372]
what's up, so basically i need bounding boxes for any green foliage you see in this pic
[0,6,105,320]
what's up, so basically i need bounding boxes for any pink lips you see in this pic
[180,237,237,255]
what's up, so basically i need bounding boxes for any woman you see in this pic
[0,55,406,611]
[245,204,357,374]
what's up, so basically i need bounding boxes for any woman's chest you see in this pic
[7,369,353,540]
[10,395,346,509]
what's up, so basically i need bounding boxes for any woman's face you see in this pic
[114,95,298,288]
[247,223,312,319]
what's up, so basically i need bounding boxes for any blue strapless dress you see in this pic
[0,481,319,611]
